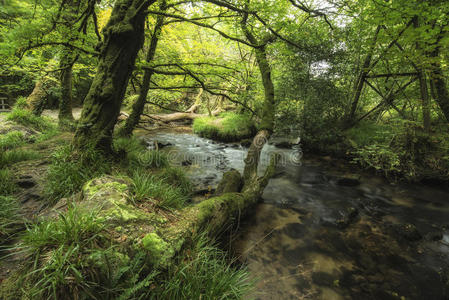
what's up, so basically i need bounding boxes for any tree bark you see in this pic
[119,2,166,137]
[346,26,381,124]
[58,49,76,124]
[26,79,48,116]
[73,0,156,152]
[413,16,431,133]
[428,46,449,122]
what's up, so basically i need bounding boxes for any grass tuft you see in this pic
[44,145,111,203]
[0,195,21,242]
[0,149,41,168]
[149,234,254,299]
[130,171,188,209]
[6,108,55,132]
[0,168,16,195]
[0,131,26,151]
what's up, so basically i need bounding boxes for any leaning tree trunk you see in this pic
[413,16,431,133]
[26,79,48,116]
[428,47,449,122]
[119,1,166,137]
[58,48,76,124]
[73,0,156,151]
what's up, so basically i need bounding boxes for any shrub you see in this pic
[193,112,255,142]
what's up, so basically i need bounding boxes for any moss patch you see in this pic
[193,112,256,142]
[141,232,174,266]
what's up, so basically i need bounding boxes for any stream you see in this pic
[144,130,449,300]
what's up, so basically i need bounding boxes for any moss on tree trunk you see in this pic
[119,2,166,137]
[58,49,76,125]
[74,0,156,151]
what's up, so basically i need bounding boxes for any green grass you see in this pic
[130,171,188,209]
[14,206,134,299]
[44,145,111,203]
[0,149,41,168]
[193,112,255,142]
[0,131,26,151]
[6,108,55,132]
[147,234,254,300]
[157,167,193,196]
[0,168,16,196]
[0,195,21,242]
[129,150,169,169]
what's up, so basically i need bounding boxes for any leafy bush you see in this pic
[130,171,188,209]
[193,112,255,142]
[44,145,111,203]
[6,108,55,132]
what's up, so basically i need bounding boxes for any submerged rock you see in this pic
[336,176,361,187]
[391,223,422,242]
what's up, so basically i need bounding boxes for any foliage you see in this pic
[157,167,192,196]
[13,206,139,299]
[44,145,111,203]
[193,112,255,142]
[148,234,254,300]
[0,131,26,151]
[0,195,21,241]
[6,107,55,132]
[130,171,188,209]
[0,149,41,168]
[0,168,16,196]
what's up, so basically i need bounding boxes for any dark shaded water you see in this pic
[145,131,449,300]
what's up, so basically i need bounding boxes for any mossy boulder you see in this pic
[193,113,256,142]
[81,176,152,224]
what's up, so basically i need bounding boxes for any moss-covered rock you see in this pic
[193,113,256,142]
[81,176,151,224]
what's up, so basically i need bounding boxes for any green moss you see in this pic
[193,112,255,142]
[141,232,174,265]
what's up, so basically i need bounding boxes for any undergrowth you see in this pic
[44,145,112,203]
[6,107,55,132]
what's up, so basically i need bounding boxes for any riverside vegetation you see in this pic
[1,0,449,299]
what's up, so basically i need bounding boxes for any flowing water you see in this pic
[144,131,449,300]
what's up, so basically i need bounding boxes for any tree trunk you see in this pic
[58,48,76,124]
[26,79,47,116]
[73,0,156,152]
[253,45,275,131]
[413,16,431,133]
[428,47,449,122]
[119,2,166,137]
[346,26,381,124]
